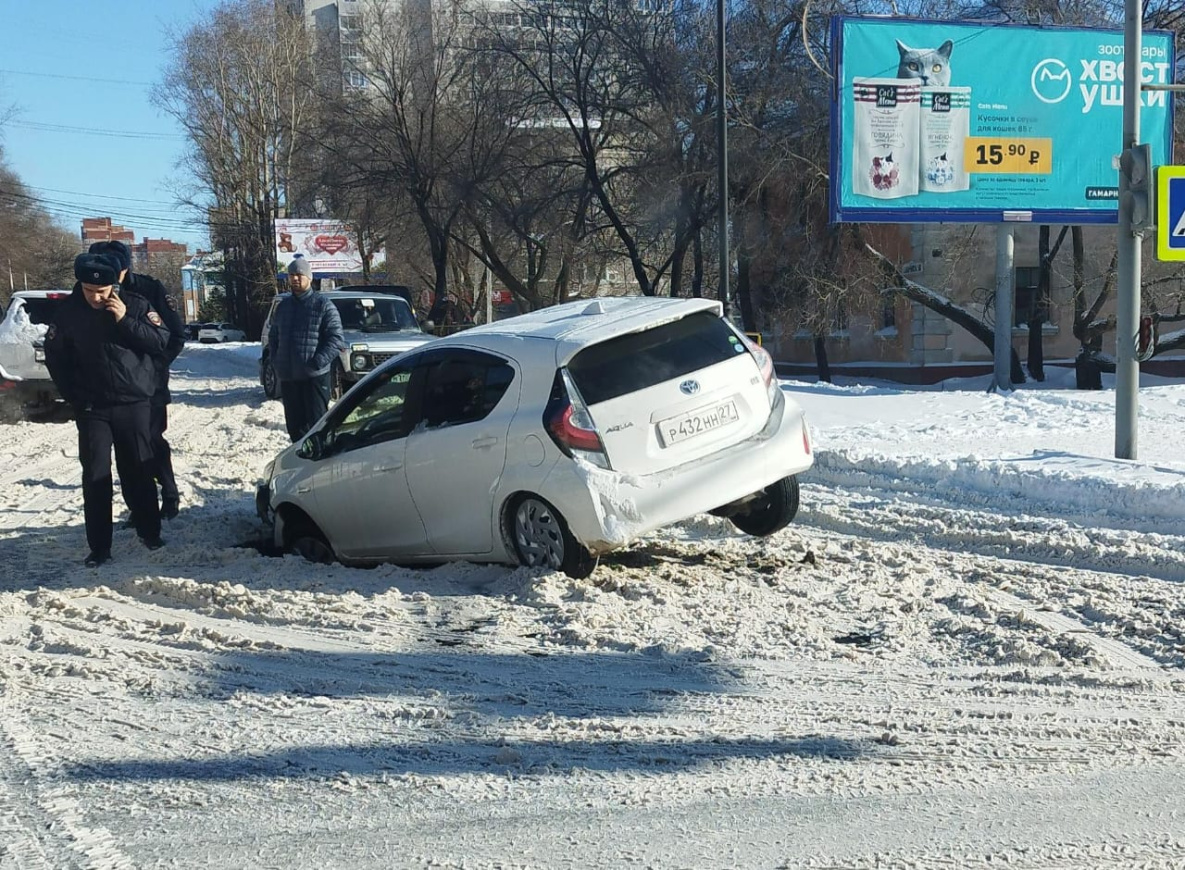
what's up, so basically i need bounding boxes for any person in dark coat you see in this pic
[44,253,170,567]
[268,256,346,442]
[88,241,187,522]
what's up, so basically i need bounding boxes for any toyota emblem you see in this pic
[679,379,700,396]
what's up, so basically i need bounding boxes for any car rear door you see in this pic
[404,350,519,556]
[565,312,770,476]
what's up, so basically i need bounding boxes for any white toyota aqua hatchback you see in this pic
[257,296,813,577]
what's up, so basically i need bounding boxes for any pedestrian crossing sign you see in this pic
[1156,166,1185,261]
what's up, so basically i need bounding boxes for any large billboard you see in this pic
[275,219,377,275]
[830,17,1174,224]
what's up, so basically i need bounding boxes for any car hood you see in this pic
[341,328,435,351]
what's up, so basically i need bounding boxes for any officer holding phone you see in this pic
[43,252,170,567]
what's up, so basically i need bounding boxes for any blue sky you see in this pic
[2,0,218,252]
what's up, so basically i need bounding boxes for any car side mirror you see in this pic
[297,431,324,460]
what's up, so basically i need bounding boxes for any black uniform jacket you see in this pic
[123,272,186,402]
[44,284,169,409]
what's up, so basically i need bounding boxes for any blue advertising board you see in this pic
[830,17,1174,224]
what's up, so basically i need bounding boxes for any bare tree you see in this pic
[0,152,77,299]
[155,0,314,333]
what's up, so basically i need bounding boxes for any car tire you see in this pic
[330,360,347,402]
[508,494,596,579]
[289,519,335,564]
[729,475,800,537]
[261,355,280,400]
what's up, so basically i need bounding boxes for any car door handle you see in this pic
[374,462,403,472]
[471,436,499,449]
[296,485,312,493]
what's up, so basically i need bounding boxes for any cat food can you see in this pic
[852,78,921,199]
[920,87,971,193]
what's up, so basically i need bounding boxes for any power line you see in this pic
[0,68,152,87]
[8,120,184,141]
[26,185,196,207]
[0,190,211,232]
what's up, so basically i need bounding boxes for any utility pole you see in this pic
[716,0,729,319]
[1115,0,1142,459]
[485,265,493,326]
[993,226,1014,391]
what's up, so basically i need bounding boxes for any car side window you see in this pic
[421,356,514,428]
[322,366,416,455]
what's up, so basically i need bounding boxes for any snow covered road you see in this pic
[2,345,1184,868]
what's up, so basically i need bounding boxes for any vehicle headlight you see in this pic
[351,353,370,371]
[34,349,45,362]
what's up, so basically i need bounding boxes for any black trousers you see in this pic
[280,374,331,442]
[76,402,161,554]
[118,401,177,507]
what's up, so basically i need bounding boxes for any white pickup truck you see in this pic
[0,289,71,421]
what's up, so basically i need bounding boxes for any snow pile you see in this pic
[0,299,47,345]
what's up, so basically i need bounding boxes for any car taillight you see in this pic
[739,333,779,405]
[46,292,68,300]
[802,421,811,455]
[543,370,609,468]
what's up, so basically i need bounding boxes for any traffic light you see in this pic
[1119,143,1154,232]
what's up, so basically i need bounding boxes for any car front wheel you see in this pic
[508,494,596,579]
[261,355,280,399]
[728,475,800,537]
[288,519,335,564]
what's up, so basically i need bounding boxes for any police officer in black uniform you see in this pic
[89,240,186,521]
[44,252,170,567]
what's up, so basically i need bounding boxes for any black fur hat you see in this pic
[74,252,121,286]
[88,240,132,273]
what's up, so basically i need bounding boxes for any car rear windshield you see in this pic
[566,311,744,405]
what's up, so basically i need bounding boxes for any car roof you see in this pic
[269,291,413,304]
[324,290,413,304]
[432,296,723,362]
[11,289,71,299]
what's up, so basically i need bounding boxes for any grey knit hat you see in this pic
[287,256,312,277]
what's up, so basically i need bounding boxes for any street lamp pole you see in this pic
[1115,0,1142,458]
[716,0,729,319]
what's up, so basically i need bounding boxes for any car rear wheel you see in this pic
[509,494,596,579]
[729,475,800,537]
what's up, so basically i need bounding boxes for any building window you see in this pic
[881,298,896,330]
[1013,266,1047,327]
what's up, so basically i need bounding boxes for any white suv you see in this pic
[259,289,436,400]
[198,322,247,343]
[0,289,72,418]
[257,296,813,577]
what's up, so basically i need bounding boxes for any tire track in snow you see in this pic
[0,401,219,538]
[799,476,1185,583]
[0,689,132,870]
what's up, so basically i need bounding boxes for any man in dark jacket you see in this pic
[268,256,346,442]
[44,253,170,567]
[89,240,187,521]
